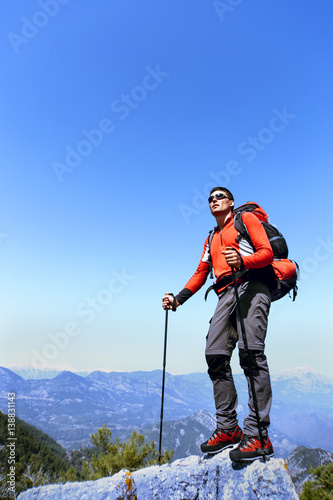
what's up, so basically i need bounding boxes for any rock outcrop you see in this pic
[18,452,298,499]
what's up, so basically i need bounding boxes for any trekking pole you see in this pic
[158,293,174,465]
[231,268,267,462]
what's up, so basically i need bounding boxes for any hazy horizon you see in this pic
[3,362,332,380]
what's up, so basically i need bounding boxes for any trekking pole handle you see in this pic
[165,292,177,312]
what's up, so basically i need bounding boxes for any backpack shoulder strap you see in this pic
[233,211,247,241]
[233,202,262,233]
[207,228,217,279]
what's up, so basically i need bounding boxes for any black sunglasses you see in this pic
[208,193,230,203]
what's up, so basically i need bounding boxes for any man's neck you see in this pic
[215,211,232,230]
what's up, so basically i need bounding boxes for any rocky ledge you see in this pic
[18,451,299,499]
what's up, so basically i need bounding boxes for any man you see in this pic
[162,187,275,462]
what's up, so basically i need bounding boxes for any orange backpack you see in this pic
[233,202,299,301]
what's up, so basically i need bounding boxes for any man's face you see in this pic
[208,191,234,216]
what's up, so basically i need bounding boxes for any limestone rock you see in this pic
[18,452,298,499]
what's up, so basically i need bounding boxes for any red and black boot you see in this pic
[201,425,243,454]
[229,434,274,462]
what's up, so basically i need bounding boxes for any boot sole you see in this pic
[202,442,240,455]
[230,451,275,462]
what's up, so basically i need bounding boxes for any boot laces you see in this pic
[239,434,255,446]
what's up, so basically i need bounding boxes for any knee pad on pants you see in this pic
[206,354,231,381]
[239,349,266,376]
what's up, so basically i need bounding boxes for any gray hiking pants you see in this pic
[205,280,272,437]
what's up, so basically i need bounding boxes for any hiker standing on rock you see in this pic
[162,187,275,462]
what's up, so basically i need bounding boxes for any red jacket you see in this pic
[176,213,274,302]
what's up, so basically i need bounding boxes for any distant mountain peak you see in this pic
[53,370,87,382]
[272,365,333,384]
[0,366,24,382]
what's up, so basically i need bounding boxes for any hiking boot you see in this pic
[200,425,243,454]
[229,434,274,462]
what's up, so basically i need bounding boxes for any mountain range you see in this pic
[285,445,333,494]
[0,365,332,455]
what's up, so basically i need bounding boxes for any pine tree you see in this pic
[300,462,333,500]
[82,425,173,479]
[0,412,78,496]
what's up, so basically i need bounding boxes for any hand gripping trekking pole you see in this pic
[158,293,176,465]
[231,269,267,462]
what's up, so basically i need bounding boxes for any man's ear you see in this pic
[230,200,235,210]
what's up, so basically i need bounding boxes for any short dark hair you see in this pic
[210,187,234,201]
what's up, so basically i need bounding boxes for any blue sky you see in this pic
[1,0,332,378]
